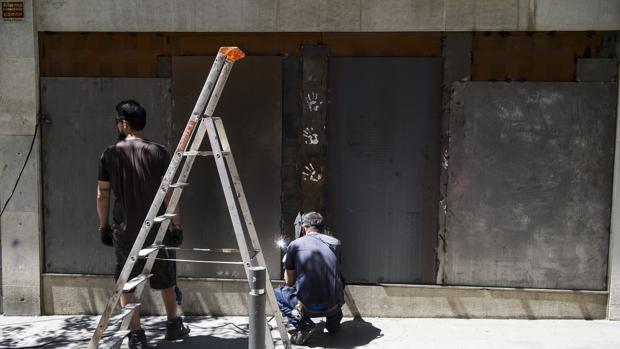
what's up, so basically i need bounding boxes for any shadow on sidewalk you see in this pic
[307,318,383,348]
[152,335,247,348]
[0,316,95,348]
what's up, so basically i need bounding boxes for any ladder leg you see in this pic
[118,56,240,336]
[89,52,228,348]
[207,117,291,349]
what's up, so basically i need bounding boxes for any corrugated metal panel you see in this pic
[445,82,616,290]
[41,78,171,274]
[327,58,442,284]
[171,56,282,279]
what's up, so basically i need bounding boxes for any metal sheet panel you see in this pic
[171,56,282,279]
[327,58,442,284]
[445,82,617,290]
[41,78,171,274]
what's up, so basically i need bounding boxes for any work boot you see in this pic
[165,316,191,340]
[128,328,151,349]
[326,309,343,336]
[290,322,317,345]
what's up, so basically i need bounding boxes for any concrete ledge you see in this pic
[35,0,620,32]
[42,274,607,319]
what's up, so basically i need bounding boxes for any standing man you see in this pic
[97,100,189,348]
[275,212,345,345]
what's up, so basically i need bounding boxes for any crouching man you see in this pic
[275,212,345,345]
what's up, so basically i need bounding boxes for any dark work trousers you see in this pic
[274,286,343,332]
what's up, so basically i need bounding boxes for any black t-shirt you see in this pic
[98,139,170,239]
[284,233,344,306]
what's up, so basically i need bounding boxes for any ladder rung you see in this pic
[99,330,130,349]
[184,150,214,157]
[115,302,140,323]
[139,245,164,258]
[163,247,253,253]
[183,150,230,157]
[123,273,152,292]
[169,182,189,188]
[143,257,245,265]
[154,213,176,223]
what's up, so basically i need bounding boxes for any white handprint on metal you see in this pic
[302,163,322,182]
[302,127,319,145]
[305,92,324,112]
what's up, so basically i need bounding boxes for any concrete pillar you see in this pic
[608,40,620,319]
[0,0,42,315]
[436,33,472,284]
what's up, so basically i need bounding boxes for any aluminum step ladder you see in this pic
[89,47,291,349]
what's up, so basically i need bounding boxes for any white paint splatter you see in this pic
[302,163,322,182]
[497,104,524,121]
[526,92,564,106]
[305,92,323,112]
[303,127,319,145]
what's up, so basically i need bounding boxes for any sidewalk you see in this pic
[1,315,620,348]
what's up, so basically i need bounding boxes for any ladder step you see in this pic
[143,257,245,265]
[123,273,152,293]
[138,245,164,258]
[183,150,230,157]
[154,213,176,223]
[99,330,130,349]
[184,150,213,157]
[114,302,141,323]
[169,182,189,188]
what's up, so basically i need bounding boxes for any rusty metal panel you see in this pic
[472,32,605,81]
[171,56,282,279]
[445,82,616,290]
[327,57,442,284]
[300,45,329,213]
[39,32,442,78]
[41,78,171,274]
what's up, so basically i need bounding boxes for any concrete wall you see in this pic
[42,274,607,319]
[0,0,41,315]
[34,0,620,32]
[607,53,620,319]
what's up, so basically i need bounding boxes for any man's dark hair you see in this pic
[116,100,147,131]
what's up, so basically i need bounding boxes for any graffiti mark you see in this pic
[303,127,319,145]
[302,163,322,182]
[305,92,324,112]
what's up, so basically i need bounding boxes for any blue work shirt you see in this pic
[284,233,344,306]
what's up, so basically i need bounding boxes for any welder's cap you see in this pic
[301,212,323,227]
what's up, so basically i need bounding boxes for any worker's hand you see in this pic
[168,224,184,247]
[99,225,113,247]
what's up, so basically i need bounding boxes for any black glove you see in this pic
[168,224,184,247]
[99,225,113,247]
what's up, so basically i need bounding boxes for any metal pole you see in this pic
[249,267,266,349]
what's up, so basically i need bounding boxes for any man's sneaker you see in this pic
[128,328,150,349]
[165,316,191,340]
[290,323,317,345]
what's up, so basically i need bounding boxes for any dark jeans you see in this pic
[274,286,343,332]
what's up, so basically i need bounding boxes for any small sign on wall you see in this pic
[2,1,24,21]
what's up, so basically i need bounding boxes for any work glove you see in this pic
[99,225,113,247]
[168,224,184,247]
